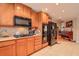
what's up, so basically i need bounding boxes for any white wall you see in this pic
[73,17,79,43]
[73,18,77,41]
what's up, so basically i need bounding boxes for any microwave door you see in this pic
[14,16,31,27]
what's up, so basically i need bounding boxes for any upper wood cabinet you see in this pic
[14,3,24,17]
[15,3,31,19]
[42,12,49,24]
[38,12,49,24]
[24,5,31,18]
[31,11,39,27]
[0,3,14,26]
[0,3,32,26]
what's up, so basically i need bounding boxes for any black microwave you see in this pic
[14,16,31,27]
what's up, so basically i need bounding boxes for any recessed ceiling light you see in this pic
[45,8,48,11]
[62,10,64,12]
[56,3,59,5]
[59,17,61,19]
[52,18,53,19]
[17,6,20,10]
[42,8,48,12]
[42,8,44,12]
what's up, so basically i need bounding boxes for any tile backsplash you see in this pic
[0,27,29,36]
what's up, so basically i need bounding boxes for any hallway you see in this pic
[31,36,79,56]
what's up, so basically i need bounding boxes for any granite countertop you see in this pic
[0,35,41,42]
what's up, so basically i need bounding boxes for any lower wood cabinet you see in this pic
[0,36,43,56]
[0,44,16,56]
[27,37,34,55]
[42,42,48,48]
[31,11,39,28]
[16,39,27,56]
[35,45,42,51]
[34,36,42,51]
[0,41,16,56]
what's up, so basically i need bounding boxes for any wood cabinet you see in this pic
[0,3,14,26]
[42,13,48,24]
[27,37,34,55]
[0,3,48,27]
[16,36,42,55]
[42,42,48,48]
[34,36,42,51]
[16,38,27,56]
[14,3,24,17]
[24,5,31,18]
[31,11,39,27]
[0,3,49,26]
[0,40,16,56]
[38,12,48,24]
[15,3,31,19]
[0,3,32,26]
[0,36,44,56]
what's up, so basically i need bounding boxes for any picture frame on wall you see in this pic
[66,21,73,27]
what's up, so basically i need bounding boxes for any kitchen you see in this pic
[0,3,57,56]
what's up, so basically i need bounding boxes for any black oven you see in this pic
[14,16,31,27]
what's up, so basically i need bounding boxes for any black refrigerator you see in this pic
[42,22,57,46]
[47,21,57,46]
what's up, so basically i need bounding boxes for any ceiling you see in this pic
[23,3,79,22]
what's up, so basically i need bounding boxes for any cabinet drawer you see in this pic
[16,39,27,45]
[27,49,34,55]
[35,41,42,45]
[34,36,41,39]
[27,45,34,55]
[42,42,48,48]
[35,38,42,42]
[35,39,42,43]
[16,39,26,43]
[0,40,15,47]
[35,45,42,51]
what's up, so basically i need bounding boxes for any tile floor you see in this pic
[31,36,79,56]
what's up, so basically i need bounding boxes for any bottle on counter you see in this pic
[14,31,21,38]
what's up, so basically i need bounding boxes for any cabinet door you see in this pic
[27,37,34,55]
[42,13,48,23]
[16,39,27,56]
[42,42,48,48]
[31,11,38,27]
[0,44,16,56]
[0,3,14,26]
[41,12,48,24]
[15,3,24,17]
[24,5,31,18]
[34,36,42,51]
[35,45,42,51]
